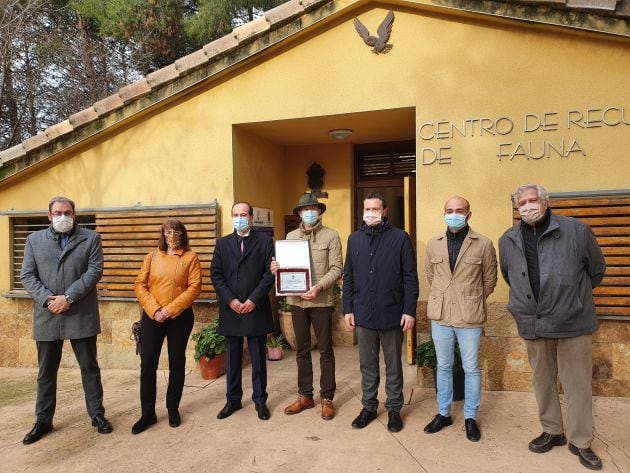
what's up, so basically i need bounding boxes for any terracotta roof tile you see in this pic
[617,0,630,16]
[146,64,180,87]
[0,144,26,165]
[525,1,569,5]
[203,34,240,58]
[174,49,210,73]
[93,93,124,116]
[45,120,73,140]
[265,0,305,26]
[69,107,99,128]
[300,0,330,9]
[22,132,50,152]
[567,0,618,10]
[233,16,270,42]
[118,78,152,103]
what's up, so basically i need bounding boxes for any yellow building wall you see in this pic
[282,143,353,246]
[232,126,286,238]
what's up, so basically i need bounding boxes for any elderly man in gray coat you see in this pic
[499,184,606,471]
[20,196,113,445]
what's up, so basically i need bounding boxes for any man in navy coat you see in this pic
[343,192,419,433]
[211,201,274,420]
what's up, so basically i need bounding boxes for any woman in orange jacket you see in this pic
[132,219,202,434]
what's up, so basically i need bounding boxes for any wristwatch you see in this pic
[64,294,74,305]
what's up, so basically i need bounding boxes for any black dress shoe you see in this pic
[351,408,377,429]
[387,411,403,433]
[255,403,270,420]
[423,414,453,434]
[91,414,113,434]
[569,443,603,470]
[23,421,53,445]
[131,414,157,435]
[465,418,481,442]
[217,402,242,419]
[168,409,181,428]
[528,432,567,453]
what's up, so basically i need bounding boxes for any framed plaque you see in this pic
[275,240,311,296]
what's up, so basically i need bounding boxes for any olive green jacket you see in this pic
[286,221,342,308]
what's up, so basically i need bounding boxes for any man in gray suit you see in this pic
[20,196,113,444]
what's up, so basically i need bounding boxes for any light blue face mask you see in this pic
[232,216,250,233]
[301,209,319,226]
[444,213,467,230]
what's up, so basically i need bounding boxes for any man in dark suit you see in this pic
[211,201,275,421]
[20,196,113,445]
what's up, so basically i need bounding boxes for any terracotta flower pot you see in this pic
[198,353,226,380]
[267,347,283,361]
[278,310,317,350]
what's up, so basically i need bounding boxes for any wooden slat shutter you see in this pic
[96,207,217,300]
[513,194,630,318]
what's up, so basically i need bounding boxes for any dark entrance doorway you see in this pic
[354,140,416,232]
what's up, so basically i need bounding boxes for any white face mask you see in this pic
[363,211,383,227]
[52,215,74,233]
[518,202,544,225]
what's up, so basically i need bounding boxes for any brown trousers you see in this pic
[525,334,594,448]
[291,306,336,399]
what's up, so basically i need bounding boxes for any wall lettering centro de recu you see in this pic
[418,105,630,165]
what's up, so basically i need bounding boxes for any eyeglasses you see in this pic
[164,230,182,236]
[51,211,73,217]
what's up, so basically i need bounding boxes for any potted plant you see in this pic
[416,337,465,401]
[266,334,285,361]
[191,319,226,380]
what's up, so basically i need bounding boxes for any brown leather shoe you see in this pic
[321,398,335,420]
[284,395,315,415]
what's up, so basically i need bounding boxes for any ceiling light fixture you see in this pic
[328,129,353,141]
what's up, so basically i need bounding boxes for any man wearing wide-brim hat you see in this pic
[271,193,342,420]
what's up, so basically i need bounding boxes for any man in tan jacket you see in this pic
[271,193,342,420]
[423,196,497,442]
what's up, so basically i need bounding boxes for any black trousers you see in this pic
[291,305,336,399]
[225,335,267,405]
[139,308,194,415]
[36,335,105,422]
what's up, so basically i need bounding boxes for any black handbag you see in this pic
[131,251,157,355]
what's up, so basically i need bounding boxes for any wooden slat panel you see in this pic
[551,196,630,207]
[95,207,216,300]
[98,289,216,299]
[552,206,630,217]
[593,286,630,296]
[602,247,630,256]
[603,267,630,276]
[95,208,216,219]
[591,227,630,237]
[601,277,630,286]
[605,256,630,266]
[97,223,215,232]
[596,306,630,316]
[593,296,630,306]
[96,216,215,226]
[597,237,630,246]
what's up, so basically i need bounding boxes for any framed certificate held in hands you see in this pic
[275,240,311,295]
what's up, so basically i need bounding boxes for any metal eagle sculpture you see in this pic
[353,10,395,54]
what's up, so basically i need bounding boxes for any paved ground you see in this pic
[1,346,628,473]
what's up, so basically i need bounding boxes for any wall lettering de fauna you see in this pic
[418,105,630,165]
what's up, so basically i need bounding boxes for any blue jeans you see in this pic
[431,321,482,420]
